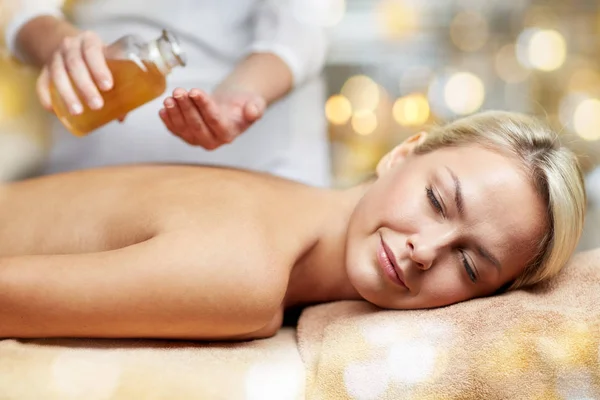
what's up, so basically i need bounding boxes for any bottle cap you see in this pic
[160,29,187,68]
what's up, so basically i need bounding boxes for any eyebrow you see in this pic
[446,166,464,216]
[445,166,502,271]
[476,245,502,270]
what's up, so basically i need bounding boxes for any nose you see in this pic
[406,228,454,270]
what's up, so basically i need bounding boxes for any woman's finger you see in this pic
[80,31,113,92]
[189,89,231,143]
[50,49,83,115]
[173,88,218,148]
[62,35,103,110]
[160,107,195,144]
[159,108,176,133]
[160,104,193,146]
[243,97,266,123]
[164,97,187,133]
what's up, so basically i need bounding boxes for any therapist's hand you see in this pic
[159,87,266,150]
[36,30,113,115]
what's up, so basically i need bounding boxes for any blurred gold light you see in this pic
[450,11,489,52]
[495,44,529,83]
[376,0,418,39]
[573,98,600,141]
[341,75,380,112]
[527,29,566,71]
[62,0,77,14]
[443,72,485,115]
[325,95,352,125]
[392,93,430,126]
[0,62,29,120]
[558,93,587,129]
[351,110,378,135]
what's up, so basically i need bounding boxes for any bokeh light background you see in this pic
[2,0,600,247]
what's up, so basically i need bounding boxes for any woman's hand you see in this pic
[36,30,113,115]
[159,87,266,150]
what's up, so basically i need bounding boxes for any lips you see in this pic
[377,233,408,289]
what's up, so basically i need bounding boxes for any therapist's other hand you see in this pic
[159,87,266,150]
[37,31,113,115]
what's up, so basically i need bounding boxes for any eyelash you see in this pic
[425,187,443,215]
[461,251,477,283]
[426,187,477,283]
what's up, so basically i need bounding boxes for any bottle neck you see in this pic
[147,30,186,75]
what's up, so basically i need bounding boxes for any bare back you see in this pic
[0,165,322,339]
[0,165,313,255]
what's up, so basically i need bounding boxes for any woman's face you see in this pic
[345,140,547,309]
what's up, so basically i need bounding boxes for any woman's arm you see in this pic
[246,0,330,92]
[8,11,79,67]
[212,52,293,108]
[159,0,331,148]
[210,0,335,107]
[0,231,283,340]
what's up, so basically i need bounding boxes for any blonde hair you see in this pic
[414,111,586,290]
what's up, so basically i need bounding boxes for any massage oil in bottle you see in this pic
[50,29,186,136]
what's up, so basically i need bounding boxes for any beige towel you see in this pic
[0,328,305,400]
[298,249,600,400]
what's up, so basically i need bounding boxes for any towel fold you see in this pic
[0,328,305,400]
[298,249,600,400]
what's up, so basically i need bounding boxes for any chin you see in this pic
[346,262,422,310]
[345,258,392,308]
[345,233,399,308]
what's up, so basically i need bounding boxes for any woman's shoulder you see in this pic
[152,228,291,328]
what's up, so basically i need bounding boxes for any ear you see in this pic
[376,132,428,177]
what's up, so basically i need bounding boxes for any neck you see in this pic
[284,183,370,308]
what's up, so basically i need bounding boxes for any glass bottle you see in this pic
[50,29,186,137]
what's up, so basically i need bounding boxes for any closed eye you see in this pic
[460,251,478,283]
[426,187,444,216]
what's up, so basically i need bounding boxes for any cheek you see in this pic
[344,233,385,303]
[365,175,425,228]
[418,266,474,306]
[499,256,530,284]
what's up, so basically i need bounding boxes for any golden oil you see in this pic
[50,30,185,136]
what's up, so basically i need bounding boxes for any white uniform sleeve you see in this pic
[247,0,331,87]
[4,0,66,62]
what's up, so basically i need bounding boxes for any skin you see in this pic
[16,16,292,148]
[0,134,547,340]
[344,134,547,309]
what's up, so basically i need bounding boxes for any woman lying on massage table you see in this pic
[0,111,585,340]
